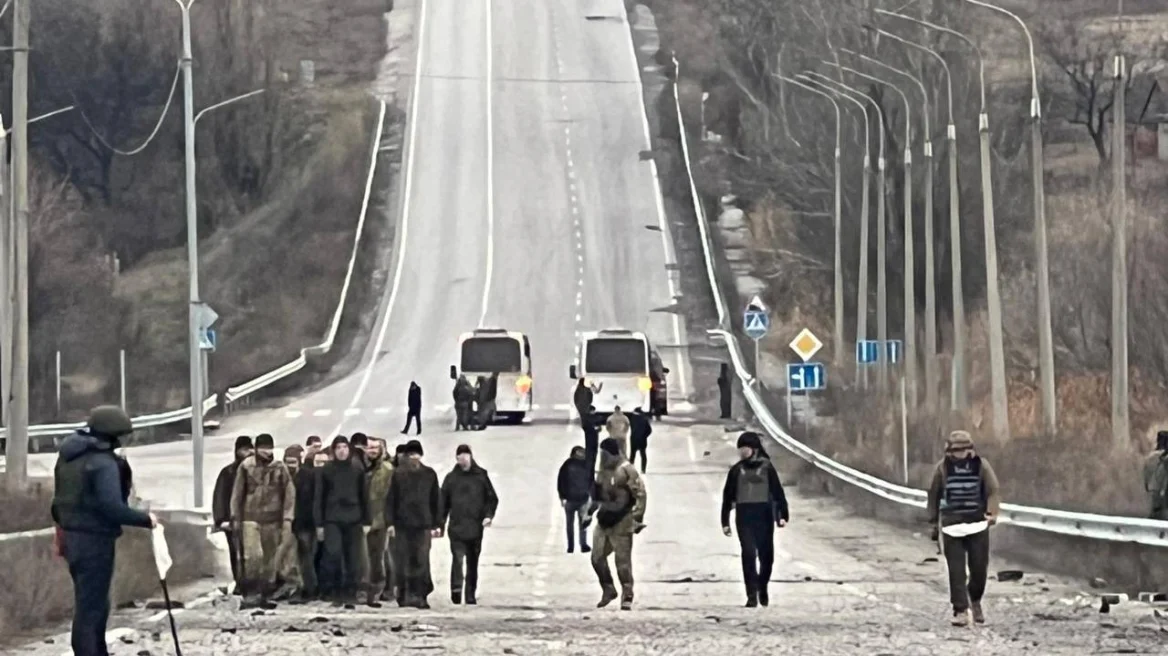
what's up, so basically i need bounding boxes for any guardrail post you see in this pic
[54,350,61,417]
[119,349,127,411]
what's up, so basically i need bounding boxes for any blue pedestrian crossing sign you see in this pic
[885,339,902,365]
[743,295,769,340]
[855,340,879,364]
[787,362,826,392]
[199,328,217,352]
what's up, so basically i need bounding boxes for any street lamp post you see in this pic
[830,60,915,399]
[878,9,1009,438]
[963,0,1056,434]
[845,48,936,410]
[775,74,844,369]
[805,72,887,389]
[868,25,965,418]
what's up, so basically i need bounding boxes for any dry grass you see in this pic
[0,521,210,638]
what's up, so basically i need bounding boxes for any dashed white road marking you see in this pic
[313,409,333,417]
[374,407,391,415]
[344,408,362,416]
[285,410,303,419]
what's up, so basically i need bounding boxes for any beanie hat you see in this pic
[456,444,472,456]
[234,435,254,451]
[600,438,621,456]
[404,439,424,456]
[283,445,303,460]
[332,435,350,449]
[395,443,408,454]
[736,431,763,450]
[255,434,275,449]
[87,405,133,439]
[350,433,369,448]
[945,430,974,452]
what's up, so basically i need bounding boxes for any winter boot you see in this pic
[366,591,382,609]
[597,585,619,608]
[971,602,985,624]
[620,590,633,611]
[451,590,462,605]
[951,608,971,627]
[758,586,770,607]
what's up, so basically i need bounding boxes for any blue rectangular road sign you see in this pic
[787,362,826,392]
[744,310,770,340]
[885,339,902,365]
[199,328,217,351]
[855,340,879,364]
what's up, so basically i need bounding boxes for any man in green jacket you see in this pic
[926,430,1001,628]
[363,438,395,606]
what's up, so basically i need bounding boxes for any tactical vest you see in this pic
[941,457,985,521]
[52,448,131,528]
[736,460,772,505]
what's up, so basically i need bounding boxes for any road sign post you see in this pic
[744,296,770,381]
[785,360,826,427]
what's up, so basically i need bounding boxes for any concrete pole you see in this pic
[177,0,206,507]
[0,121,8,428]
[5,0,30,492]
[963,0,1056,434]
[980,113,1009,439]
[55,350,61,417]
[1111,53,1129,446]
[923,141,937,410]
[802,74,879,390]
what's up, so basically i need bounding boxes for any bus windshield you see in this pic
[584,338,647,374]
[461,337,522,373]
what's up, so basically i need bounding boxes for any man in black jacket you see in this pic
[440,444,499,605]
[720,431,789,608]
[628,408,653,473]
[557,446,593,553]
[386,439,442,608]
[313,436,371,606]
[581,405,602,473]
[292,447,323,601]
[402,382,423,435]
[212,435,253,593]
[51,406,157,656]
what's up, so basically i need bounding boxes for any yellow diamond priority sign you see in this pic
[789,328,823,362]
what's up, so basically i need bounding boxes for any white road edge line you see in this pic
[477,0,496,328]
[621,12,689,399]
[333,0,431,437]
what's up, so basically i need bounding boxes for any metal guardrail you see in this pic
[670,55,1168,548]
[0,99,388,441]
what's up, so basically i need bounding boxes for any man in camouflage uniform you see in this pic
[587,437,647,610]
[362,438,396,606]
[231,433,298,604]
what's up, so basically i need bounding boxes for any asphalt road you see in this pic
[15,0,1168,652]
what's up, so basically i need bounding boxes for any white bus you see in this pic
[569,328,668,417]
[449,328,533,424]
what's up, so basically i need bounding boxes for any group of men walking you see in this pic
[211,432,499,609]
[452,373,500,431]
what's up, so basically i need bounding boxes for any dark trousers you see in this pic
[630,442,647,473]
[320,523,365,599]
[450,537,483,597]
[583,426,599,472]
[394,527,434,602]
[63,531,117,656]
[454,403,472,430]
[719,384,732,418]
[564,500,590,550]
[403,410,422,434]
[295,529,318,595]
[223,528,241,588]
[735,510,775,595]
[942,529,990,612]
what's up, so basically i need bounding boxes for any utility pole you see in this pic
[177,0,207,507]
[0,116,9,433]
[1110,38,1129,446]
[5,0,30,492]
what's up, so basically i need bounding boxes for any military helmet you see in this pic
[87,405,133,438]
